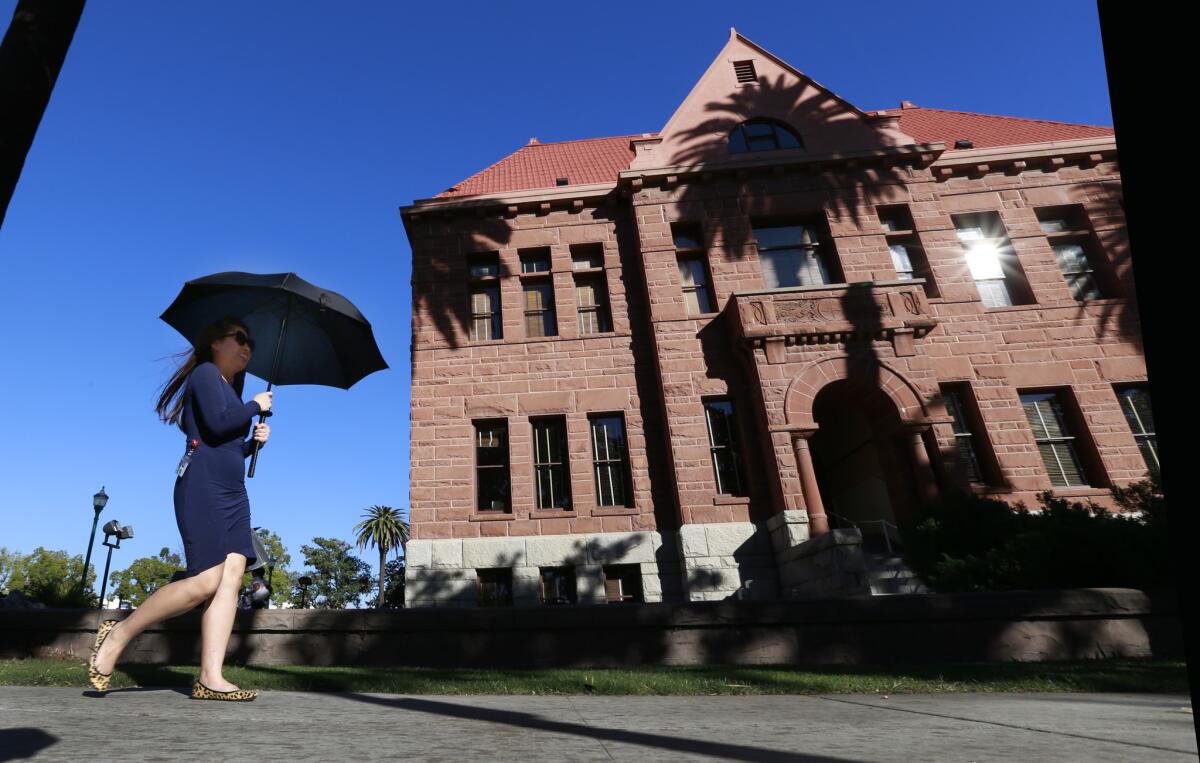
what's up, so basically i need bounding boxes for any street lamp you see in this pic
[297,575,312,609]
[79,487,108,600]
[98,520,133,609]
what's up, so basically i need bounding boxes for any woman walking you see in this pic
[88,317,273,701]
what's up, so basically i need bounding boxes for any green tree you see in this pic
[4,547,94,607]
[0,546,19,594]
[366,558,406,609]
[243,528,298,608]
[352,506,410,609]
[108,547,182,607]
[298,537,371,609]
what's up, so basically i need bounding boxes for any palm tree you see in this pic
[352,505,409,609]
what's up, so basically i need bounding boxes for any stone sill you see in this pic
[470,512,517,522]
[529,510,575,519]
[591,507,639,517]
[713,495,750,506]
[984,298,1129,314]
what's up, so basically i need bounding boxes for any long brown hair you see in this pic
[156,317,249,429]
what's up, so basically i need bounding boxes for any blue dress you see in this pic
[173,361,263,577]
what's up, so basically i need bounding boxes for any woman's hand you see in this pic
[253,391,273,413]
[252,422,270,444]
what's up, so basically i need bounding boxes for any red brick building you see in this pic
[400,30,1148,606]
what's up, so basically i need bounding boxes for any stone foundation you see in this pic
[676,522,779,601]
[405,531,681,608]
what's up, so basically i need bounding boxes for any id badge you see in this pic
[176,439,199,478]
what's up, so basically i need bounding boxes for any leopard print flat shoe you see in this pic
[191,680,258,701]
[87,619,119,692]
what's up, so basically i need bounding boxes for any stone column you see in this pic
[791,431,829,536]
[906,424,940,505]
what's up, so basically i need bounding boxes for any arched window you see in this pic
[727,118,804,154]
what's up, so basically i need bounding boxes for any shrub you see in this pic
[901,479,1171,593]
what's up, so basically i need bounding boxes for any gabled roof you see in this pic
[433,106,1113,199]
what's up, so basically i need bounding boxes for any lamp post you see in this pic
[297,575,312,609]
[79,487,108,600]
[98,520,133,609]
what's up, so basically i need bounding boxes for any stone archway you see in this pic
[781,356,939,537]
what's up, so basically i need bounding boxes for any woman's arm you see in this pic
[191,363,261,441]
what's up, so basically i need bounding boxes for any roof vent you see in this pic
[900,100,916,109]
[528,137,540,145]
[733,60,757,84]
[954,139,974,149]
[555,177,568,186]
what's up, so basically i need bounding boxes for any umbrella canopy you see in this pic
[159,271,388,389]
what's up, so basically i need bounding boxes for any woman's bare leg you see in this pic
[92,563,223,675]
[197,552,247,691]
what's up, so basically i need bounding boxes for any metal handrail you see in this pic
[827,512,901,554]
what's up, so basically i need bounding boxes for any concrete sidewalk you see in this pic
[0,687,1194,762]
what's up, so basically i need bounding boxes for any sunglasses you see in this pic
[223,331,256,351]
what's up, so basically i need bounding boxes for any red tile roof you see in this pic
[433,106,1113,199]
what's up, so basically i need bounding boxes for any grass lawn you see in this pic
[0,657,1188,695]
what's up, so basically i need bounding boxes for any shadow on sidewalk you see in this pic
[0,728,57,762]
[337,693,860,763]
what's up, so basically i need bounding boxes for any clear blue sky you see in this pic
[0,2,1112,583]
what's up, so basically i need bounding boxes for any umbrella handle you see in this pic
[247,411,268,478]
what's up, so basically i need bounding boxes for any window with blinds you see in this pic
[467,252,502,341]
[589,414,632,507]
[941,384,987,484]
[522,282,557,337]
[672,223,715,315]
[532,417,571,510]
[1036,206,1107,300]
[1020,391,1091,488]
[574,274,611,334]
[753,222,832,289]
[602,565,642,603]
[1116,386,1159,480]
[953,213,1033,308]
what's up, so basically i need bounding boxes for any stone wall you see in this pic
[3,589,1180,668]
[405,531,682,607]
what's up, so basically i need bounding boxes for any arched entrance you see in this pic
[782,356,941,542]
[810,380,916,550]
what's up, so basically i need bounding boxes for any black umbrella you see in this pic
[160,271,388,477]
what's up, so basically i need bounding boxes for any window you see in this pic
[574,274,611,334]
[602,565,643,604]
[590,414,632,507]
[878,205,937,296]
[477,568,512,607]
[571,243,604,270]
[703,399,745,495]
[1035,206,1109,300]
[673,223,715,315]
[532,417,571,510]
[1116,386,1159,480]
[540,567,576,605]
[522,283,557,337]
[474,420,510,511]
[1020,392,1091,488]
[468,253,502,341]
[953,214,1032,308]
[519,247,552,274]
[942,384,987,485]
[753,222,834,289]
[728,118,803,154]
